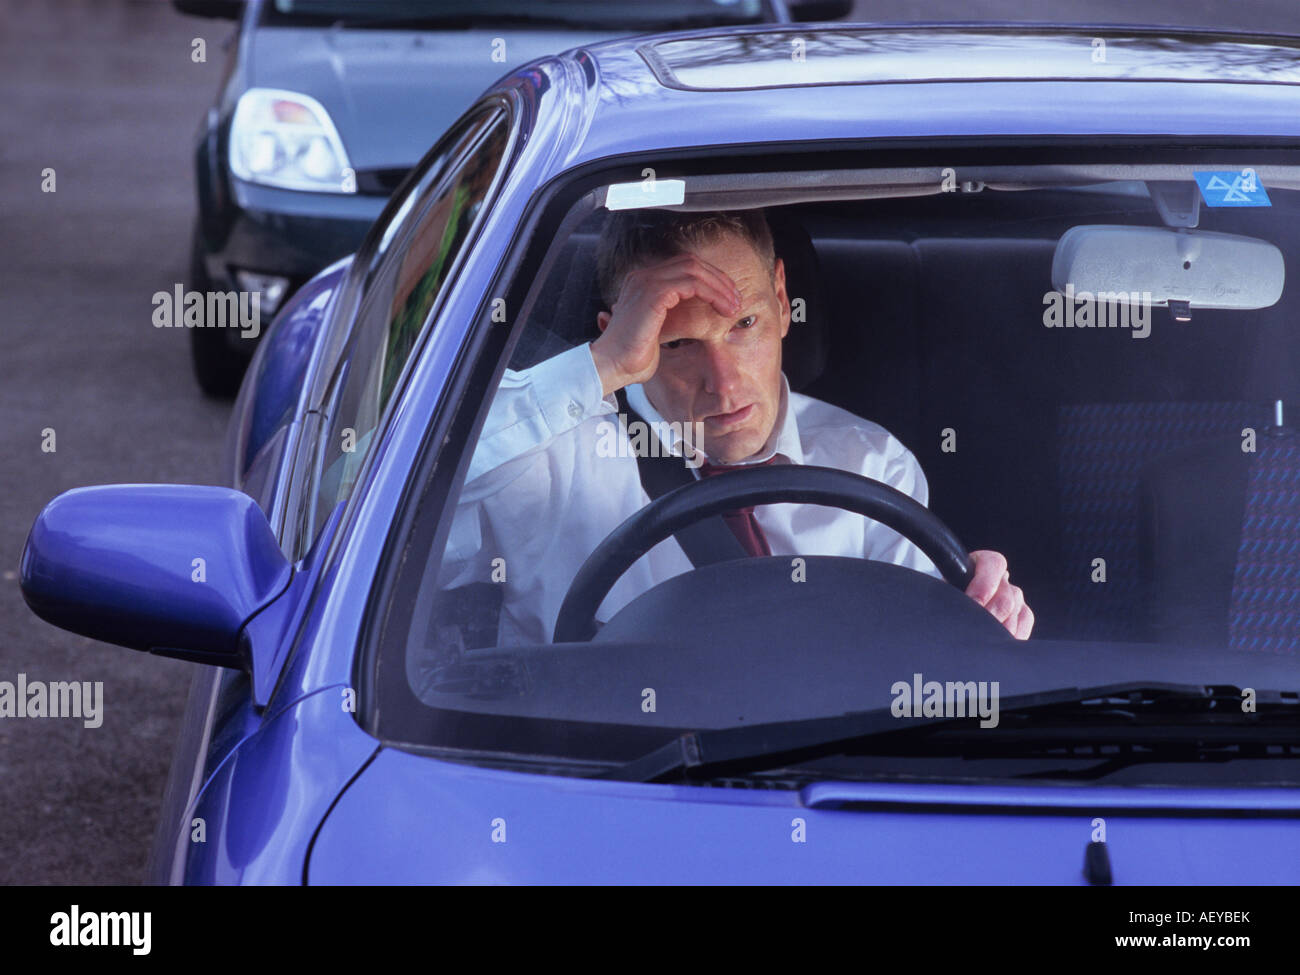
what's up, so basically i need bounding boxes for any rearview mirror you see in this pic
[1052,225,1284,311]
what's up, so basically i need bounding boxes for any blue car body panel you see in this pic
[183,685,377,884]
[546,29,1300,180]
[309,753,1300,884]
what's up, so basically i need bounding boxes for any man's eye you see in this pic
[661,319,752,351]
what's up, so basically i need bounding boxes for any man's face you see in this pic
[641,233,790,465]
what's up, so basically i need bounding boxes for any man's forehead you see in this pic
[687,232,768,281]
[657,244,773,341]
[685,234,770,291]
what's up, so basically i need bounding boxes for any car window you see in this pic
[232,261,349,531]
[297,107,511,556]
[368,155,1300,780]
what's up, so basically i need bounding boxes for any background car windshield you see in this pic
[266,0,770,29]
[376,156,1300,777]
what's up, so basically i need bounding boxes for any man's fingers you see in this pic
[665,273,741,319]
[598,254,748,389]
[671,253,741,303]
[989,583,1024,624]
[964,550,1034,639]
[1011,603,1035,641]
[638,255,738,310]
[639,271,735,327]
[677,263,743,317]
[659,256,743,316]
[964,549,1007,606]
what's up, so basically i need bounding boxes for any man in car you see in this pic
[437,208,1033,647]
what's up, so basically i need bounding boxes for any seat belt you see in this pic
[614,388,749,567]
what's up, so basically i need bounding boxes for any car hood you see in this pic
[246,26,618,172]
[306,747,1300,883]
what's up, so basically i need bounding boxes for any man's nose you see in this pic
[701,341,743,401]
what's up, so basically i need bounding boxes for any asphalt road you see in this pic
[0,0,229,884]
[0,0,1297,886]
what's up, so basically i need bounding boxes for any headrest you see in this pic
[767,209,827,391]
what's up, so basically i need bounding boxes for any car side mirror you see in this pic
[20,485,291,671]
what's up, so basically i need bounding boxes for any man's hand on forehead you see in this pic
[590,252,743,398]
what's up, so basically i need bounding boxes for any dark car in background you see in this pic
[173,0,850,394]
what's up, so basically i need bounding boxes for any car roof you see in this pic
[510,23,1300,178]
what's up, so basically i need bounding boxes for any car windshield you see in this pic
[373,153,1300,786]
[265,0,771,30]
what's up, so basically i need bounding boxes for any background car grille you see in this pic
[355,167,413,196]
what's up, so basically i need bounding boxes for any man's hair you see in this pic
[595,208,775,310]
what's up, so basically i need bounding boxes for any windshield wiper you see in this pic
[602,683,1300,783]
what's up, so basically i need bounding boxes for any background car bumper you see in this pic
[198,179,390,350]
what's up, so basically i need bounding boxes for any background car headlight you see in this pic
[229,88,355,193]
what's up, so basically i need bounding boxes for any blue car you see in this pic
[21,22,1300,884]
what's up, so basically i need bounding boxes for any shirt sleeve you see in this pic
[438,343,615,589]
[463,342,613,485]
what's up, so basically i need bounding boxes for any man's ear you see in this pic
[596,309,611,334]
[773,257,790,339]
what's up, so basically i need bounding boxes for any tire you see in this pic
[188,223,250,398]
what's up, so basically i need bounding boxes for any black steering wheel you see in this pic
[553,464,975,642]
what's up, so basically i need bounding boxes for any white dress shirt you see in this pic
[437,342,940,647]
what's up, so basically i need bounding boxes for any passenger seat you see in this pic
[1139,419,1299,652]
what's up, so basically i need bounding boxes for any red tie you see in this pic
[697,456,778,557]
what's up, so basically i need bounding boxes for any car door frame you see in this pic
[145,87,528,884]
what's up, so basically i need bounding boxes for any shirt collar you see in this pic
[624,372,805,467]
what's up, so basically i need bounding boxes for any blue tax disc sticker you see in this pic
[1194,170,1271,206]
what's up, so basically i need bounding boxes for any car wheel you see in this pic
[188,223,249,398]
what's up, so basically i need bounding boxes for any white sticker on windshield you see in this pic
[605,178,686,211]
